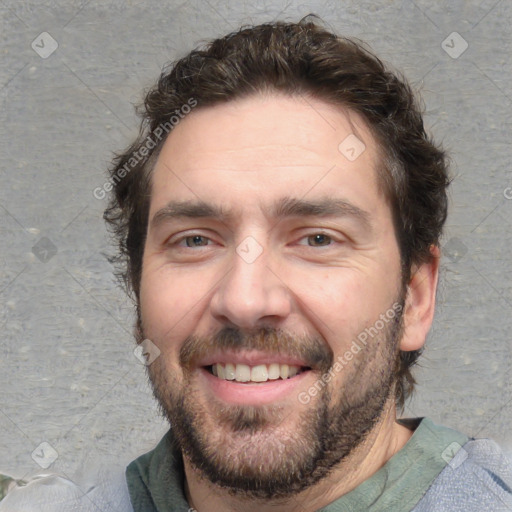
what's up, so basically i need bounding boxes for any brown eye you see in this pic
[307,234,332,246]
[184,235,210,247]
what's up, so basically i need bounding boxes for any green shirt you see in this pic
[125,417,469,511]
[0,475,25,501]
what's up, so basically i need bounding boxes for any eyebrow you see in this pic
[150,197,372,232]
[271,197,372,230]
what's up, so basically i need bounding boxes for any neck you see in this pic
[183,400,414,512]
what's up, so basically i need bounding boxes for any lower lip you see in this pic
[198,367,312,405]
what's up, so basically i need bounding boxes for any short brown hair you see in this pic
[104,17,450,409]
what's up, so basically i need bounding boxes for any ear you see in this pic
[400,245,440,351]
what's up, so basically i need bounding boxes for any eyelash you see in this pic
[171,232,336,249]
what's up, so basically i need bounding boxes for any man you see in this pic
[111,17,512,511]
[1,17,511,512]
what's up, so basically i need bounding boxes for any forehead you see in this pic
[149,93,384,220]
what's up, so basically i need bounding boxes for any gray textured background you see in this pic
[1,0,511,484]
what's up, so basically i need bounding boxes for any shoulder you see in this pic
[413,437,512,511]
[0,466,133,512]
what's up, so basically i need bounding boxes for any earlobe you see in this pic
[400,245,440,352]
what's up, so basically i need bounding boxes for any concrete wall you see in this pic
[1,0,511,481]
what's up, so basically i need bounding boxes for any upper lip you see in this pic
[196,350,311,368]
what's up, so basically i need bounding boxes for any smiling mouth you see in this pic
[205,363,311,383]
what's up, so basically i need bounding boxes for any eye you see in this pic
[298,233,333,247]
[178,235,212,247]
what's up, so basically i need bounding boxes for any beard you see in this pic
[139,294,405,501]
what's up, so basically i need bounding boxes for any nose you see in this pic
[209,239,292,330]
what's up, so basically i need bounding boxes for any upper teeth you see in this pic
[211,363,301,382]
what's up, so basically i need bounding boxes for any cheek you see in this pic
[139,264,216,355]
[290,268,393,351]
[139,268,188,342]
[292,270,361,331]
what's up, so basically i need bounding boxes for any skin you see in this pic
[139,93,440,512]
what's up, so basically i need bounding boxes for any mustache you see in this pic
[179,326,334,373]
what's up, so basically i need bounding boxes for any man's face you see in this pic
[139,94,406,498]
